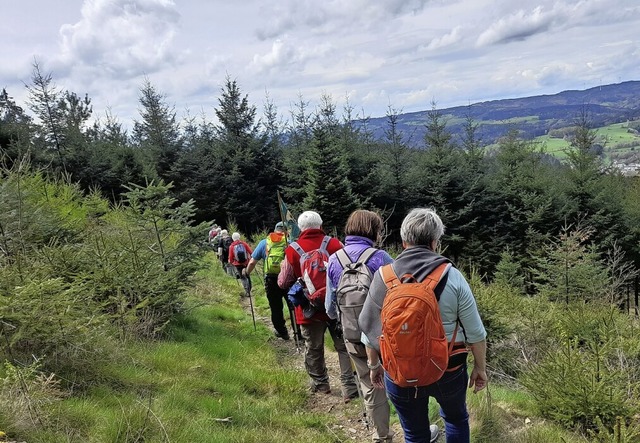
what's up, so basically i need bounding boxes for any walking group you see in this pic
[209,207,488,443]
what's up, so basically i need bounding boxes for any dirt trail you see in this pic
[239,292,406,442]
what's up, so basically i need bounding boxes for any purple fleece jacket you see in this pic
[325,235,394,320]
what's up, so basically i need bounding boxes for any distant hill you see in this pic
[359,81,640,147]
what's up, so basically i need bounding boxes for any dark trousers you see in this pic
[233,265,252,294]
[384,365,470,443]
[264,274,288,335]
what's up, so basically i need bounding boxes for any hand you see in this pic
[241,268,248,277]
[468,366,488,393]
[370,367,384,389]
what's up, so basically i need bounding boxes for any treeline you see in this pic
[3,64,640,282]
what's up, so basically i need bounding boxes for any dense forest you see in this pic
[3,64,640,279]
[2,63,640,441]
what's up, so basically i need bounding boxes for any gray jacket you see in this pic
[359,246,486,351]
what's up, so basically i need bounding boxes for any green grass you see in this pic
[0,253,616,442]
[1,257,339,443]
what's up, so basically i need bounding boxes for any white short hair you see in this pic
[232,232,241,241]
[298,211,323,231]
[400,208,445,246]
[220,229,228,236]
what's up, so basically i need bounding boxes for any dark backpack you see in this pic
[335,247,377,343]
[233,242,247,263]
[291,236,331,314]
[221,236,233,256]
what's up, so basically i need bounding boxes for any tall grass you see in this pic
[0,256,340,442]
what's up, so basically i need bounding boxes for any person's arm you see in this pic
[365,344,384,389]
[278,259,295,289]
[325,272,338,319]
[358,270,386,350]
[243,258,258,276]
[244,239,266,276]
[468,339,488,393]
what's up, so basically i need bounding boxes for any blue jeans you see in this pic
[384,365,470,443]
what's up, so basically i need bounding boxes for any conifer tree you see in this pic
[0,88,33,168]
[132,78,183,181]
[213,76,280,232]
[410,103,474,263]
[282,94,314,211]
[303,121,357,232]
[26,61,67,171]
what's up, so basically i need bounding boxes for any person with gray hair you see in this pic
[278,210,358,400]
[360,207,487,443]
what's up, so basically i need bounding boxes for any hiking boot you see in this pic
[310,383,331,394]
[274,329,290,340]
[430,424,439,442]
[343,391,359,404]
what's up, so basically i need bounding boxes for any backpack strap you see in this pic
[380,264,401,288]
[290,241,305,257]
[357,247,377,265]
[422,263,451,293]
[319,235,331,254]
[336,248,352,268]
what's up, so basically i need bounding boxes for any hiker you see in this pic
[209,227,221,255]
[278,210,358,400]
[325,209,395,441]
[243,222,291,340]
[217,229,233,275]
[208,224,219,244]
[228,232,253,297]
[360,207,487,443]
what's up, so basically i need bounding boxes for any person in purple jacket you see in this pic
[325,209,395,443]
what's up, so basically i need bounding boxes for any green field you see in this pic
[535,122,640,161]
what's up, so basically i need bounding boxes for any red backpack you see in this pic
[379,262,459,387]
[291,236,331,311]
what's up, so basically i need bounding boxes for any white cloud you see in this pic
[57,0,181,78]
[1,0,639,128]
[476,6,555,47]
[424,26,463,51]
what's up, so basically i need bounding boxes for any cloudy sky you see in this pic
[1,0,639,129]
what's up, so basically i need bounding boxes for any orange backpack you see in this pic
[379,262,458,387]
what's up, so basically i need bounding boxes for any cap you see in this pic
[275,221,286,231]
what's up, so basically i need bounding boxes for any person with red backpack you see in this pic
[278,210,358,399]
[325,209,395,441]
[228,232,253,297]
[360,208,487,443]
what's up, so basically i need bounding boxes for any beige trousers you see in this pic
[347,341,394,442]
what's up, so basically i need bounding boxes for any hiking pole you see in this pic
[287,303,301,353]
[351,361,370,431]
[247,288,257,331]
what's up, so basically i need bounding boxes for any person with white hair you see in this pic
[360,207,487,443]
[228,232,253,296]
[278,210,358,400]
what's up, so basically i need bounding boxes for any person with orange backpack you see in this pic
[359,207,487,443]
[243,222,292,340]
[277,210,358,399]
